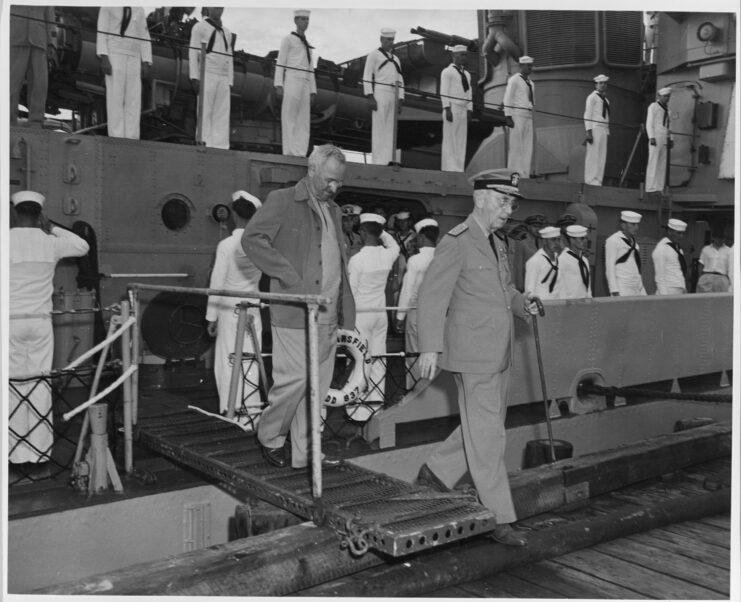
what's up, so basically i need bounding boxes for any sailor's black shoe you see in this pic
[415,463,450,493]
[260,444,288,468]
[488,524,527,547]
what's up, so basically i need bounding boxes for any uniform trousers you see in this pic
[105,53,142,139]
[258,324,337,469]
[372,87,398,165]
[9,317,54,464]
[347,311,387,421]
[656,286,685,295]
[427,369,517,524]
[441,105,468,172]
[697,274,730,293]
[616,280,647,296]
[199,73,230,149]
[507,114,533,178]
[10,45,48,124]
[213,306,262,421]
[584,128,608,185]
[645,133,668,193]
[281,74,312,156]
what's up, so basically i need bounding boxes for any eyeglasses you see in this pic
[498,199,520,212]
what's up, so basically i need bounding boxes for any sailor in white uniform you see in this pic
[189,7,233,149]
[97,6,152,139]
[652,218,688,295]
[584,74,610,186]
[503,55,535,178]
[347,213,400,421]
[274,9,316,157]
[524,226,561,299]
[363,28,405,165]
[558,225,592,299]
[440,45,472,172]
[605,210,646,296]
[645,87,673,193]
[396,218,439,389]
[206,191,263,424]
[9,191,89,472]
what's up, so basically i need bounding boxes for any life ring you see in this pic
[324,330,368,407]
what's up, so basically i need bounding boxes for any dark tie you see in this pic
[598,92,610,119]
[569,250,590,289]
[521,74,533,104]
[488,233,499,261]
[455,66,470,93]
[668,241,687,275]
[616,236,642,273]
[659,101,669,127]
[540,254,559,292]
[379,49,403,75]
[120,7,132,36]
[291,31,313,64]
[205,18,229,53]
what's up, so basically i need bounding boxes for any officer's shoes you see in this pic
[260,444,288,468]
[488,524,527,547]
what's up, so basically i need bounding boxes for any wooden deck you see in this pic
[430,514,731,599]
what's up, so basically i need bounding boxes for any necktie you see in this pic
[616,236,642,273]
[488,233,499,261]
[568,251,590,289]
[120,7,132,37]
[520,74,533,104]
[598,92,610,119]
[455,66,470,93]
[291,31,313,64]
[540,254,559,292]
[668,241,687,275]
[378,49,403,75]
[659,101,669,127]
[205,18,229,54]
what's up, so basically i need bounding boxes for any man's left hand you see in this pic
[397,99,404,115]
[141,62,152,80]
[667,139,674,150]
[524,293,541,316]
[310,93,317,108]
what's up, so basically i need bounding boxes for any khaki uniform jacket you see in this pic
[417,215,527,374]
[241,177,355,330]
[10,6,55,49]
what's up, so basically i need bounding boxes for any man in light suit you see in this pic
[440,45,472,172]
[583,74,610,186]
[503,55,535,178]
[415,173,539,546]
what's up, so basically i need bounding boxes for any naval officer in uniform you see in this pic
[645,87,673,193]
[97,6,152,139]
[652,218,688,295]
[605,210,646,296]
[583,74,610,186]
[503,56,535,179]
[524,226,561,299]
[275,9,316,156]
[363,28,405,165]
[415,174,539,546]
[440,45,472,172]
[189,7,233,148]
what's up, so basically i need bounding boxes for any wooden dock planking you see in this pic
[696,514,731,530]
[631,527,730,570]
[662,519,731,547]
[467,572,568,599]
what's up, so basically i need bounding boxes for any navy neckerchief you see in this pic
[454,65,470,93]
[520,74,533,103]
[378,48,402,75]
[291,31,313,64]
[568,250,590,289]
[205,18,229,54]
[597,92,610,119]
[540,252,559,292]
[658,100,669,127]
[668,240,687,275]
[616,235,642,273]
[120,7,132,36]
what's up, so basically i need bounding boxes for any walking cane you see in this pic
[531,298,557,463]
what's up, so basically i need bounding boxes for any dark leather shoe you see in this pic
[260,444,288,468]
[415,464,450,493]
[489,524,527,547]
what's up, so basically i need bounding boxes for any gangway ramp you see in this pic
[136,408,495,557]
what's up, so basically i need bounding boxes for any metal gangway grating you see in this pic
[136,408,495,557]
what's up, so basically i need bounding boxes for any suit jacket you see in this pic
[241,177,355,330]
[417,215,527,374]
[10,6,55,50]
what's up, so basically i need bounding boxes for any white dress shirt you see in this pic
[363,48,405,99]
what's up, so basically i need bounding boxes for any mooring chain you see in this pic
[580,382,732,403]
[339,517,371,557]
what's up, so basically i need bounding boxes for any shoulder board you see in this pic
[447,222,469,237]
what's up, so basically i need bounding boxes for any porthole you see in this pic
[161,197,192,231]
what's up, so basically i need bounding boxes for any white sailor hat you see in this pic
[414,218,438,233]
[658,87,672,96]
[294,9,310,18]
[10,190,45,207]
[593,74,609,83]
[620,210,642,224]
[360,212,386,225]
[538,226,561,239]
[451,44,467,53]
[519,55,534,64]
[380,28,396,37]
[232,190,262,208]
[667,218,687,232]
[396,210,411,220]
[566,224,588,238]
[341,204,361,216]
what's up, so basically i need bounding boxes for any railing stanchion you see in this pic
[129,289,140,425]
[226,305,249,419]
[120,301,134,474]
[308,303,323,511]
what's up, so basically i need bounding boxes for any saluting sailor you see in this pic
[605,210,646,296]
[97,6,152,139]
[206,191,263,425]
[558,225,592,299]
[189,7,233,149]
[524,226,561,299]
[363,28,405,165]
[503,56,535,179]
[347,213,401,421]
[645,87,673,193]
[274,9,316,156]
[392,210,417,259]
[440,45,472,172]
[512,212,546,292]
[340,204,363,258]
[396,218,439,389]
[652,218,688,295]
[584,74,610,186]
